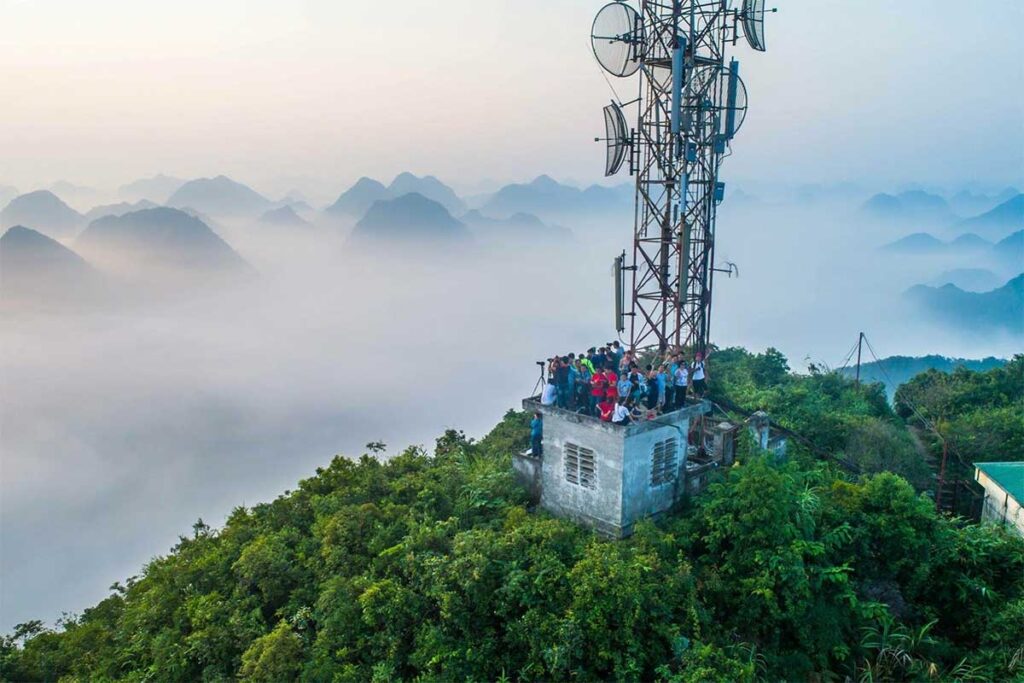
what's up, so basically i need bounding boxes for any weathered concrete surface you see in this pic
[521,398,710,538]
[512,452,542,504]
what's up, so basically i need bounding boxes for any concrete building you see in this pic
[515,398,715,538]
[974,462,1024,536]
[748,410,787,460]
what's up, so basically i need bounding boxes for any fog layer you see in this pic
[2,197,1020,630]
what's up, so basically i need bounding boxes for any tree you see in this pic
[4,355,1022,682]
[239,620,303,682]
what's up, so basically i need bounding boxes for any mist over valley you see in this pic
[2,169,1022,629]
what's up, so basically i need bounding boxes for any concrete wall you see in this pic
[620,419,689,532]
[976,470,1024,536]
[533,405,626,537]
[512,452,542,504]
[685,460,719,496]
[523,399,710,538]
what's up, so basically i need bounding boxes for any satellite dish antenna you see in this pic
[591,2,644,78]
[601,101,630,176]
[741,0,767,51]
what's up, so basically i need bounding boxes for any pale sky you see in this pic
[1,0,1021,197]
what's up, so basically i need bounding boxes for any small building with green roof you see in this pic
[974,462,1024,536]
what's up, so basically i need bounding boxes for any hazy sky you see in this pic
[1,0,1022,196]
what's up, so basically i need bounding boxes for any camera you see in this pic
[536,361,546,366]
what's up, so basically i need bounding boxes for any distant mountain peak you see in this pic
[954,194,1024,240]
[166,176,271,217]
[259,205,311,228]
[84,199,159,223]
[881,232,943,252]
[531,175,561,189]
[460,208,570,243]
[1,225,99,304]
[10,189,65,205]
[1,189,84,238]
[350,192,468,247]
[480,176,631,220]
[77,207,249,275]
[325,177,390,216]
[387,174,465,214]
[379,191,446,210]
[118,174,186,203]
[1,224,89,265]
[904,273,1023,334]
[352,176,386,189]
[949,232,991,246]
[329,174,465,218]
[859,190,957,226]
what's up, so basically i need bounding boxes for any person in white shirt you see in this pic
[611,399,631,425]
[673,364,689,410]
[691,352,707,397]
[541,378,559,406]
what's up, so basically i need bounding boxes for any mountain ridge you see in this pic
[76,206,250,276]
[349,192,469,247]
[1,190,85,238]
[167,176,273,218]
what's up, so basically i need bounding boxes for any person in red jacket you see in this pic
[590,368,608,416]
[605,369,618,403]
[597,397,615,422]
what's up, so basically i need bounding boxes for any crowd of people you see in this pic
[537,340,709,426]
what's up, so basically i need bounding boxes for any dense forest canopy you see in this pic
[894,355,1024,481]
[3,349,1022,682]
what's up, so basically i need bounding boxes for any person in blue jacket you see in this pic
[530,412,543,458]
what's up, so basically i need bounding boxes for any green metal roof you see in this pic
[975,462,1024,503]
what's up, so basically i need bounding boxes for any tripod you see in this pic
[531,362,547,398]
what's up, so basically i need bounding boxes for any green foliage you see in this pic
[3,364,1022,682]
[843,416,932,490]
[239,620,303,682]
[894,355,1024,477]
[842,354,1007,401]
[707,346,892,456]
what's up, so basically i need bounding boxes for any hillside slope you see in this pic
[0,225,101,305]
[0,190,84,238]
[4,353,1022,682]
[166,176,272,218]
[348,192,470,247]
[76,207,250,278]
[839,354,1007,399]
[904,274,1024,334]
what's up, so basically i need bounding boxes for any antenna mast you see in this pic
[591,0,771,352]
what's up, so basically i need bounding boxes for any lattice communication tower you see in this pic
[592,0,774,352]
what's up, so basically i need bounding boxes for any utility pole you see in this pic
[854,332,864,385]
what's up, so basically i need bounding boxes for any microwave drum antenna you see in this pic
[742,0,767,51]
[721,64,748,139]
[602,101,630,176]
[591,2,644,77]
